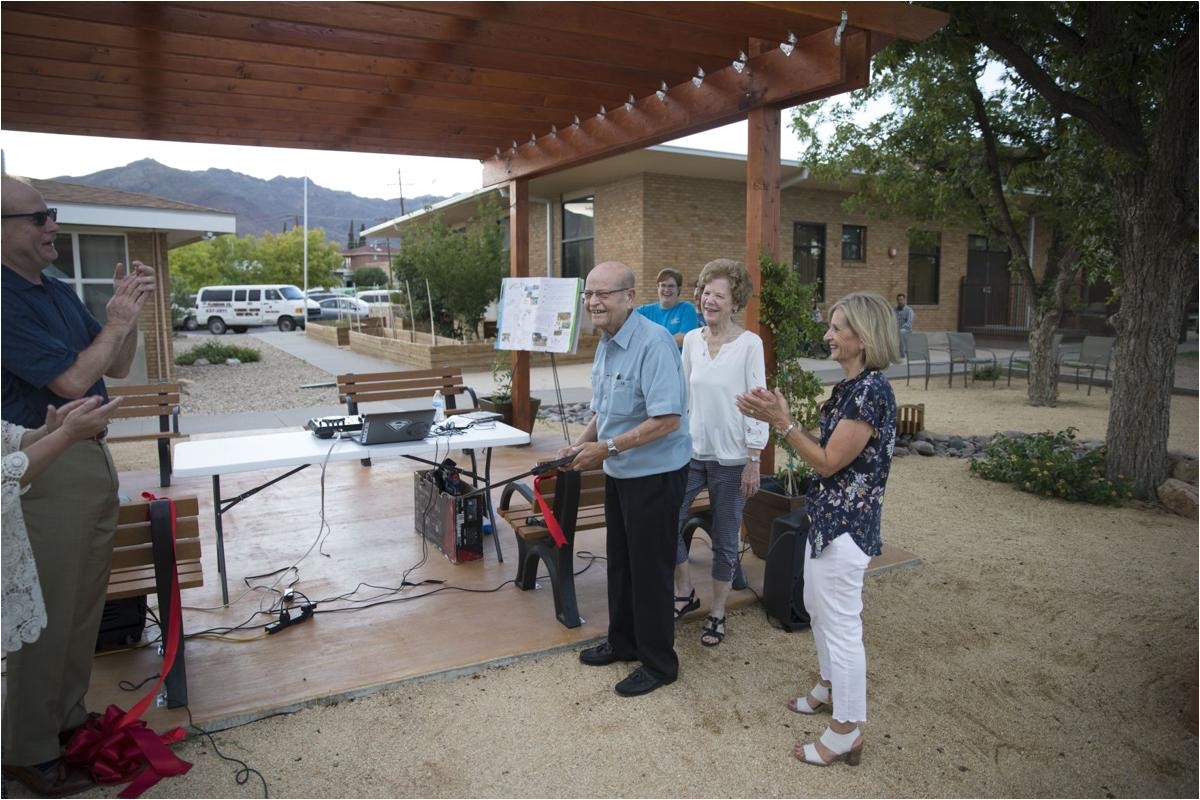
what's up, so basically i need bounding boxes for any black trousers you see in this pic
[604,464,689,682]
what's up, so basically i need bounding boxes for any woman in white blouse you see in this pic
[2,396,122,655]
[673,258,768,646]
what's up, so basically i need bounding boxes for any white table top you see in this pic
[173,419,530,478]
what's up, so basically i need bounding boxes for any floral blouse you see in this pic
[805,369,897,558]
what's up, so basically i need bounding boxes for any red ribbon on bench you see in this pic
[63,493,192,798]
[532,474,568,548]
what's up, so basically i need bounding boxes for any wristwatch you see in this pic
[606,438,621,458]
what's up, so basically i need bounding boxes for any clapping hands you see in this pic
[105,261,157,329]
[45,396,124,441]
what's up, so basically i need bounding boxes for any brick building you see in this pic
[337,243,393,286]
[367,145,1056,337]
[29,178,236,383]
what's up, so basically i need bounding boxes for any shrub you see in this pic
[968,427,1132,505]
[175,341,261,366]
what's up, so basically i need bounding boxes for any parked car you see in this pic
[317,296,371,320]
[195,284,311,333]
[173,304,199,331]
[306,290,339,303]
[356,289,396,305]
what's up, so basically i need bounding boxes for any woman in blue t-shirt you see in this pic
[737,291,899,768]
[634,268,701,347]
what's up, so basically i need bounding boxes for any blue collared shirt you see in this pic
[805,369,897,558]
[590,311,692,479]
[635,301,701,341]
[2,266,107,428]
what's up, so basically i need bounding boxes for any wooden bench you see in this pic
[336,368,480,416]
[336,368,482,467]
[105,383,185,487]
[497,467,713,629]
[107,496,203,708]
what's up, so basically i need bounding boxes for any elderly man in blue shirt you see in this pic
[1,175,156,797]
[560,261,692,697]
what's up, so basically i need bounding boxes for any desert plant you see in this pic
[489,352,513,402]
[968,427,1131,505]
[973,363,1003,381]
[758,252,826,494]
[174,341,261,366]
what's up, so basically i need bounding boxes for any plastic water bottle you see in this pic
[431,389,446,424]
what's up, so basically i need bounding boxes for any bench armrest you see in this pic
[500,481,534,511]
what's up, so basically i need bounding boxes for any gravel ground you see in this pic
[173,334,340,414]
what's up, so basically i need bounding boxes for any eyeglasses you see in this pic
[2,208,58,226]
[656,283,679,292]
[581,287,632,301]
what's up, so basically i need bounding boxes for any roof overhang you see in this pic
[2,2,947,182]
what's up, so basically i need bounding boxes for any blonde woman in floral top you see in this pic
[737,291,898,768]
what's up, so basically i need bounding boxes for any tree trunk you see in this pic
[1025,309,1061,407]
[1106,179,1189,497]
[1104,29,1197,500]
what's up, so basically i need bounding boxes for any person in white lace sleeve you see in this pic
[2,398,123,656]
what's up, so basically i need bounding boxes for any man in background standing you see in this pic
[895,293,914,358]
[635,268,701,347]
[562,261,692,697]
[1,175,156,797]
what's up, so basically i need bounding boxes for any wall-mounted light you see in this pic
[888,247,899,258]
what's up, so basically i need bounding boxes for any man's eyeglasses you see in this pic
[2,208,58,226]
[581,287,632,301]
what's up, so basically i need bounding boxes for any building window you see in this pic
[561,196,594,279]
[792,222,826,301]
[45,232,129,324]
[907,230,941,305]
[841,225,866,261]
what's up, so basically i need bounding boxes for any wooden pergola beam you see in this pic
[483,28,869,186]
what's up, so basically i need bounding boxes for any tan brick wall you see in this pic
[594,175,644,287]
[127,230,176,384]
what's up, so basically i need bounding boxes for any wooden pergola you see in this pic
[2,1,947,445]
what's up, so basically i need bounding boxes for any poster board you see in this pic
[494,277,583,354]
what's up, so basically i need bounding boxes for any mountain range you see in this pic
[53,158,450,240]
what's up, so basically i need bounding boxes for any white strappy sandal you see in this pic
[786,682,831,715]
[795,726,864,767]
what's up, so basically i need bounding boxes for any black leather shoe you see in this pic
[615,666,675,697]
[2,759,95,798]
[579,640,634,667]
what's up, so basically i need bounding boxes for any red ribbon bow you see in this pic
[64,493,192,798]
[532,474,568,548]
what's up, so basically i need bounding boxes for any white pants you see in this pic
[803,532,871,723]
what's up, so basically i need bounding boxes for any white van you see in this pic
[195,284,316,334]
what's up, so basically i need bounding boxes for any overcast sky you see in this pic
[0,122,808,202]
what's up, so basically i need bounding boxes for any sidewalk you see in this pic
[108,329,1196,437]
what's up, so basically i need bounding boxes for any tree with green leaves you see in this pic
[350,266,389,288]
[392,193,507,339]
[792,16,1114,409]
[945,3,1197,499]
[170,228,341,293]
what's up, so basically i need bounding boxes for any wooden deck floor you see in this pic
[20,431,919,734]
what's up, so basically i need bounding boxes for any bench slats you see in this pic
[107,562,204,601]
[111,538,202,570]
[107,432,186,444]
[114,517,201,548]
[117,497,200,524]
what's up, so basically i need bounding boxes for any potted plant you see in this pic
[741,252,826,559]
[479,352,541,433]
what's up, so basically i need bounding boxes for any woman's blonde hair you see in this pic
[696,258,754,310]
[828,291,901,370]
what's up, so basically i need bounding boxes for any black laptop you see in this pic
[356,410,436,445]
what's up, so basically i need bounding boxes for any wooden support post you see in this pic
[745,38,782,474]
[508,178,531,431]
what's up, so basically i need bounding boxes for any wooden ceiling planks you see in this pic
[1,1,946,170]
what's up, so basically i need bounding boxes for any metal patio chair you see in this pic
[1007,333,1064,386]
[947,332,998,388]
[1058,335,1115,395]
[906,333,931,390]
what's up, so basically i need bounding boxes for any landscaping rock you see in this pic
[1157,478,1198,519]
[913,440,936,456]
[1169,454,1199,486]
[194,358,210,366]
[225,358,242,365]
